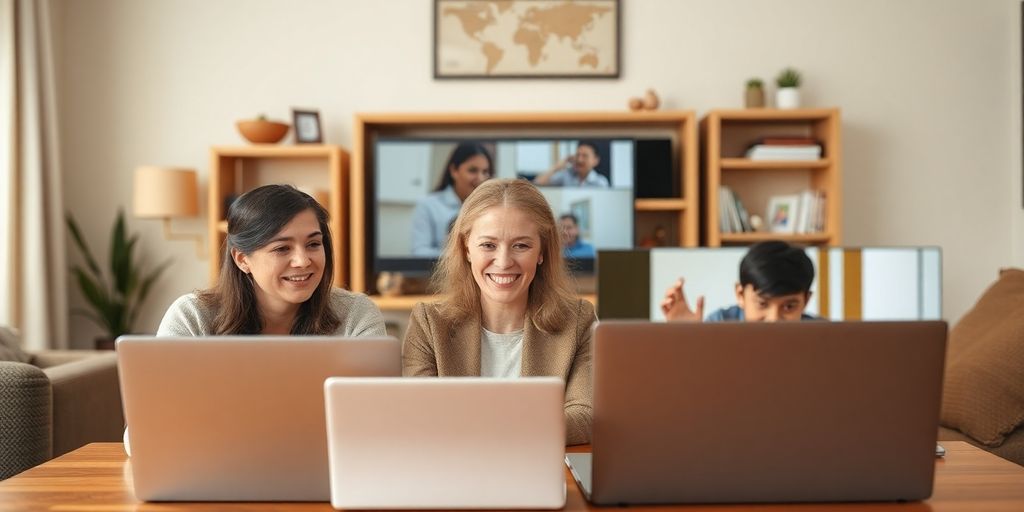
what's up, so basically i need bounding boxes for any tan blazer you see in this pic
[403,299,596,445]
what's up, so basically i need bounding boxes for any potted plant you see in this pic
[775,68,802,109]
[66,209,172,349]
[745,78,765,108]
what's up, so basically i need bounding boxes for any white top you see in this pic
[547,168,610,188]
[156,288,387,337]
[480,328,524,378]
[410,186,462,257]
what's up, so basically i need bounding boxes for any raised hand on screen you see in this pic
[660,278,704,322]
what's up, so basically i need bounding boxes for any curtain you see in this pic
[0,0,67,350]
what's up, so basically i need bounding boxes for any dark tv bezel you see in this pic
[368,136,643,280]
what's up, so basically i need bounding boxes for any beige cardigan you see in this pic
[403,299,596,445]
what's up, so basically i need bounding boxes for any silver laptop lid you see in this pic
[324,377,567,510]
[117,336,400,501]
[590,321,947,505]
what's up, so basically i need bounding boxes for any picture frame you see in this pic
[292,109,322,144]
[433,0,620,79]
[766,195,800,234]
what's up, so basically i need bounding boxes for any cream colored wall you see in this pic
[54,0,1021,346]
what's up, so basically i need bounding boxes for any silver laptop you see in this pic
[566,321,947,505]
[117,336,401,501]
[324,377,566,509]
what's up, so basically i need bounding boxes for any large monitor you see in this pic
[373,137,636,275]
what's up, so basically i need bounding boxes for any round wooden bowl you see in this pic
[236,120,290,144]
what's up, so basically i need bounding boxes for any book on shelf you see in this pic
[746,145,822,160]
[745,136,823,161]
[757,136,819,146]
[718,186,753,234]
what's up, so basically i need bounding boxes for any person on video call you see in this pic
[533,141,610,188]
[403,179,596,445]
[660,240,819,322]
[559,213,595,259]
[411,142,494,257]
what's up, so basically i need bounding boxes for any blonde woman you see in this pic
[403,179,595,445]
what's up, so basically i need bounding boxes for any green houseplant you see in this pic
[775,67,802,109]
[66,209,171,347]
[745,78,765,108]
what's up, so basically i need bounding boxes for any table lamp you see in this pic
[133,166,205,258]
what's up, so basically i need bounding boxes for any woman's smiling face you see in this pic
[233,209,325,313]
[465,206,543,310]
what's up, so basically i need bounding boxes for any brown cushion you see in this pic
[0,326,31,364]
[941,268,1024,446]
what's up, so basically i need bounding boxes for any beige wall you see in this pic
[54,0,1022,346]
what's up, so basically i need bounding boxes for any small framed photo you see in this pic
[766,195,800,234]
[292,109,322,144]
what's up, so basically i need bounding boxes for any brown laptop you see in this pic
[566,321,947,505]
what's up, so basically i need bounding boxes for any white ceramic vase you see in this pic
[776,87,800,109]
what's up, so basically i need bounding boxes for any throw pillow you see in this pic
[941,268,1024,446]
[0,325,32,363]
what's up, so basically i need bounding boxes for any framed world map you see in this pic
[434,0,620,78]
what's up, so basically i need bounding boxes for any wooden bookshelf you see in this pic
[207,145,349,287]
[701,108,842,247]
[351,111,699,295]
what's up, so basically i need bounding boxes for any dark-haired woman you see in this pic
[157,184,385,337]
[410,142,493,257]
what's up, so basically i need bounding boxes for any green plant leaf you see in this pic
[70,307,106,330]
[775,67,801,88]
[69,209,163,338]
[65,213,103,280]
[114,235,138,297]
[104,301,128,339]
[111,210,129,294]
[71,266,115,333]
[128,258,173,329]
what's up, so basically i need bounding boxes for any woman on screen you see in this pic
[156,184,385,337]
[410,142,494,257]
[403,179,595,445]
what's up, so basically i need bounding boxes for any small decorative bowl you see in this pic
[236,119,290,144]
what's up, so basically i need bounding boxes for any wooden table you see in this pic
[1,442,1023,511]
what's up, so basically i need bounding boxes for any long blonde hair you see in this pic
[430,179,577,333]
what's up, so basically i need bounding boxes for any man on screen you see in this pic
[559,214,596,259]
[534,141,610,188]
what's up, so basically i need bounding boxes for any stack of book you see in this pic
[718,186,754,233]
[745,136,822,161]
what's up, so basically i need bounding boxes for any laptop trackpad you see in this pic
[564,453,593,499]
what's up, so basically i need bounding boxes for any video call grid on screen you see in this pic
[373,138,636,275]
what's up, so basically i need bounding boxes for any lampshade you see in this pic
[133,166,199,218]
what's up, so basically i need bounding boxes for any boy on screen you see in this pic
[661,241,818,322]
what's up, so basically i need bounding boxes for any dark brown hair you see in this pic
[434,142,494,191]
[430,178,577,333]
[199,185,339,334]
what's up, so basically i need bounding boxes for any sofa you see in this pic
[938,268,1024,466]
[0,337,124,480]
